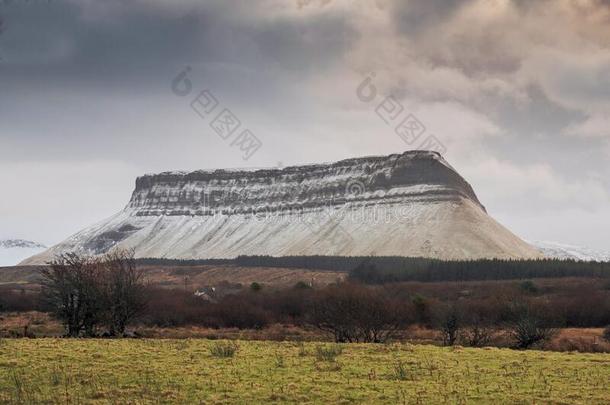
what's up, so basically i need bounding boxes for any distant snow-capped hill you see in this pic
[531,241,610,262]
[0,239,47,267]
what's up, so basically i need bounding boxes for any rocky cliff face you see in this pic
[22,151,542,264]
[128,151,484,216]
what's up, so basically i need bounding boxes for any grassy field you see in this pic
[1,339,609,404]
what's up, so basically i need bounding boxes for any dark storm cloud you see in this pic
[0,0,353,88]
[0,0,355,163]
[392,0,471,36]
[253,16,355,72]
[490,85,586,138]
[1,1,203,87]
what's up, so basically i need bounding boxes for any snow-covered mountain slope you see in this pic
[0,239,46,266]
[530,241,610,262]
[22,151,542,264]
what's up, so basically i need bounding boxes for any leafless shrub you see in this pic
[41,250,146,337]
[603,326,610,344]
[308,283,411,343]
[41,253,106,337]
[463,315,493,347]
[464,323,493,347]
[438,305,461,346]
[509,311,558,349]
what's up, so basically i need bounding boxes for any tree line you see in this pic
[136,255,610,282]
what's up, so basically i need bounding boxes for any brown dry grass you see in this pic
[138,264,345,289]
[547,328,610,353]
[0,312,62,337]
[137,323,324,341]
[0,264,346,290]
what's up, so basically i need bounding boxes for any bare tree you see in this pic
[41,253,105,337]
[308,285,359,342]
[358,290,409,343]
[102,250,147,336]
[41,250,146,337]
[308,284,409,343]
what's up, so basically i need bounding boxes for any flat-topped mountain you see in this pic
[22,151,541,264]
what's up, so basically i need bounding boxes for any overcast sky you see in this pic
[1,0,609,250]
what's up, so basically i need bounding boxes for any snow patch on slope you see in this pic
[530,241,610,262]
[0,239,47,267]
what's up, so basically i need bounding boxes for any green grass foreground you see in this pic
[1,339,609,404]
